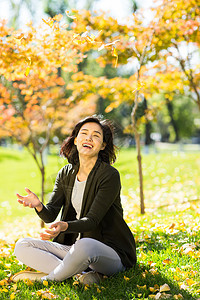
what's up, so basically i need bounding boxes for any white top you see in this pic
[71,176,87,219]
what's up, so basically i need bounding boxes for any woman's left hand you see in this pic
[40,221,68,241]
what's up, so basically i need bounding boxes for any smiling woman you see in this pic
[13,115,136,285]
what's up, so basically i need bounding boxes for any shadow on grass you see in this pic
[6,264,197,299]
[0,152,21,162]
[63,264,197,300]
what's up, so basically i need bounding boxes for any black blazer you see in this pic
[37,158,137,268]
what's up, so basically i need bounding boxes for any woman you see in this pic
[13,116,137,284]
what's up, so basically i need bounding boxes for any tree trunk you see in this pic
[165,97,179,142]
[40,164,45,228]
[134,131,145,214]
[143,98,152,146]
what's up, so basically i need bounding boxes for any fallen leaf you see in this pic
[160,283,170,292]
[162,258,172,265]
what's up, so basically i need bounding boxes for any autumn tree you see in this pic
[65,0,199,213]
[0,15,97,225]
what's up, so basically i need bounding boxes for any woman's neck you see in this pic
[77,156,97,182]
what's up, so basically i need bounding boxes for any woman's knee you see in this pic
[14,237,32,258]
[72,238,97,257]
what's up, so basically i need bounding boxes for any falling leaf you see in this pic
[112,47,118,68]
[160,283,170,292]
[168,223,175,229]
[65,10,76,19]
[25,67,30,77]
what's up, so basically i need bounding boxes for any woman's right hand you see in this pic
[16,187,43,212]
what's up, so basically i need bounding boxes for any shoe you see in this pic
[77,271,104,285]
[12,271,48,282]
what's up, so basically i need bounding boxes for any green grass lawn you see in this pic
[0,146,200,299]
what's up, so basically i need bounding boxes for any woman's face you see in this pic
[74,122,106,159]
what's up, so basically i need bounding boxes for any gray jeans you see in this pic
[14,237,125,281]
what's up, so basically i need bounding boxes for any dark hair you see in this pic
[60,116,117,165]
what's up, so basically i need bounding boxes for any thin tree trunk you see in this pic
[134,130,145,214]
[131,89,145,214]
[40,153,45,228]
[165,97,179,142]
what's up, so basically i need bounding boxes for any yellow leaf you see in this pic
[96,287,101,293]
[160,283,170,292]
[186,278,195,286]
[10,293,15,300]
[25,67,30,77]
[24,279,34,286]
[43,280,48,287]
[84,285,89,290]
[112,47,118,68]
[0,279,8,286]
[149,268,158,275]
[174,294,184,299]
[137,285,147,289]
[124,276,130,281]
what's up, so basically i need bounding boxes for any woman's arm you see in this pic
[16,188,43,212]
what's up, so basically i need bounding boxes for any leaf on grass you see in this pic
[72,280,79,285]
[160,283,170,292]
[162,258,172,265]
[124,276,130,281]
[148,261,157,267]
[186,278,196,286]
[149,268,158,275]
[24,279,34,286]
[179,283,187,290]
[96,287,101,293]
[36,289,58,299]
[10,292,16,300]
[155,292,162,299]
[137,284,147,289]
[0,279,8,286]
[43,280,48,287]
[174,294,183,299]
